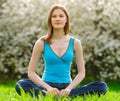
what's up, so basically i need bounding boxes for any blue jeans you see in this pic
[15,78,107,97]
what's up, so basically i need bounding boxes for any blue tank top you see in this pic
[42,37,74,83]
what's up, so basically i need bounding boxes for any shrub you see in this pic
[0,0,119,81]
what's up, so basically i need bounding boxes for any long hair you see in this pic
[42,4,70,44]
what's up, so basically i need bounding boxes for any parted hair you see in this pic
[41,4,70,44]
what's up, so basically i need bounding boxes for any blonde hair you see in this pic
[42,4,70,44]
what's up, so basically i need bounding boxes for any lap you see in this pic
[17,78,69,90]
[16,78,107,97]
[16,78,44,91]
[69,81,107,96]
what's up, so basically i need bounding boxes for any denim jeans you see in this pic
[15,78,107,97]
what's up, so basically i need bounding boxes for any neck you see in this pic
[52,28,65,39]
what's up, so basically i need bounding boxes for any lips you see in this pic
[55,23,61,24]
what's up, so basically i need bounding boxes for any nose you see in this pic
[55,16,61,20]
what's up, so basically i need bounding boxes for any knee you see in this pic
[15,78,28,95]
[15,83,21,95]
[97,81,108,94]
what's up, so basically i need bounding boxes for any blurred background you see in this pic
[0,0,120,83]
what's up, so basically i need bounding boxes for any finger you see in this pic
[49,88,58,96]
[60,90,66,96]
[61,90,69,96]
[55,89,60,95]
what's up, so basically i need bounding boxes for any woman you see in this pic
[15,4,107,97]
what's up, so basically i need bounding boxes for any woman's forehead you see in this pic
[52,9,65,15]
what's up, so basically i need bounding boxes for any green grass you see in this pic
[0,80,120,101]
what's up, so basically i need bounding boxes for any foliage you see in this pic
[0,0,120,81]
[68,0,120,80]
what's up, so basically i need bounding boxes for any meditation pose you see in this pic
[15,4,107,97]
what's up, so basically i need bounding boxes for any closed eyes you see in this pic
[52,14,64,18]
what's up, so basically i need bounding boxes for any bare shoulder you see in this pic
[73,37,83,54]
[35,38,44,46]
[74,37,82,48]
[34,37,44,53]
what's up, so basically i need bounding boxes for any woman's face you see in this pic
[51,8,67,29]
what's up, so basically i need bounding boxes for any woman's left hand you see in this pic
[59,88,71,96]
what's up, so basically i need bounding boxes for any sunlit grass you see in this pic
[0,81,120,101]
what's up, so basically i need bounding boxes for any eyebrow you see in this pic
[52,13,64,15]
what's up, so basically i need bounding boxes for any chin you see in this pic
[53,26,64,29]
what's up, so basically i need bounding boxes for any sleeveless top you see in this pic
[42,37,75,83]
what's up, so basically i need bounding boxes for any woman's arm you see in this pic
[28,39,59,95]
[60,38,85,96]
[66,38,85,90]
[28,39,51,90]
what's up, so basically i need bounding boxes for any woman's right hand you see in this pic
[47,87,60,96]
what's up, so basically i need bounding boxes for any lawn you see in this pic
[0,80,120,101]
